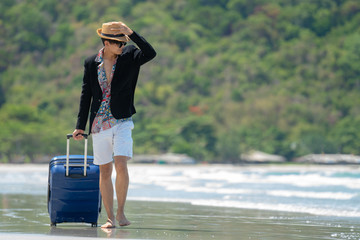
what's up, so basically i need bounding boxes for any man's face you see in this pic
[106,40,126,55]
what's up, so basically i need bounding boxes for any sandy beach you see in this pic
[1,164,360,239]
[1,194,359,240]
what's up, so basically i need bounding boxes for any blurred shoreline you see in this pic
[2,151,360,165]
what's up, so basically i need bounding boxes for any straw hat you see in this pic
[96,22,130,42]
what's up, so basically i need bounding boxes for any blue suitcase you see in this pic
[48,134,101,227]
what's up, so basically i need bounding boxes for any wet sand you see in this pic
[1,194,360,240]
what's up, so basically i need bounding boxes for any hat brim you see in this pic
[97,29,130,42]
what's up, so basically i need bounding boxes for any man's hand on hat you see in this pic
[112,22,133,36]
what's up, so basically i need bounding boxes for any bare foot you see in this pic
[116,214,131,226]
[101,218,116,228]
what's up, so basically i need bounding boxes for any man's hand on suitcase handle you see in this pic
[72,129,85,140]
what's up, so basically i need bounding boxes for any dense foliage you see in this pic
[1,0,360,163]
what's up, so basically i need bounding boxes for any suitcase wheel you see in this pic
[50,222,56,227]
[91,223,97,227]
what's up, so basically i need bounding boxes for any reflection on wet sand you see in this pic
[49,226,99,238]
[100,228,130,238]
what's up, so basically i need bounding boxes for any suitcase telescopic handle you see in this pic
[67,133,88,139]
[66,133,88,177]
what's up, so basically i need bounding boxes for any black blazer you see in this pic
[75,31,156,134]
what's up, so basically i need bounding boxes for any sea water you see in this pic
[128,164,360,218]
[1,164,359,218]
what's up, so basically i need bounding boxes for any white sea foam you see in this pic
[189,199,360,218]
[264,174,360,189]
[128,197,360,218]
[128,165,360,190]
[266,190,356,200]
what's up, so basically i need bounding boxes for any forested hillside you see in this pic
[1,0,360,163]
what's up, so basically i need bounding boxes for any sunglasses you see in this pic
[116,41,127,48]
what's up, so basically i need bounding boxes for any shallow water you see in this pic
[0,164,360,239]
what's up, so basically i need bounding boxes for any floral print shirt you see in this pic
[91,48,131,134]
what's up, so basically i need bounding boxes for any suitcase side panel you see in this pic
[48,156,101,224]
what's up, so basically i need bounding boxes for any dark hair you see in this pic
[101,38,121,46]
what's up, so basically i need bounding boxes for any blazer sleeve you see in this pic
[129,31,157,65]
[75,59,92,130]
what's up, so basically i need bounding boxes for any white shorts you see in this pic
[92,120,134,165]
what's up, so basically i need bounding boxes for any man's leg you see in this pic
[114,156,131,226]
[99,162,115,228]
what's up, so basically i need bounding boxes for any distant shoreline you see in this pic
[2,152,360,165]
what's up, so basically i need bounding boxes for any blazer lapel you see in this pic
[112,55,129,90]
[93,61,102,96]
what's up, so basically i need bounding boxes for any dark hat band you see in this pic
[101,33,125,38]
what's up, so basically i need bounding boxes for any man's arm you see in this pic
[112,22,156,65]
[73,59,92,140]
[129,31,157,65]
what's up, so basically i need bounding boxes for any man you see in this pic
[72,21,156,228]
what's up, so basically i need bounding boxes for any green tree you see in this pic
[5,2,51,51]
